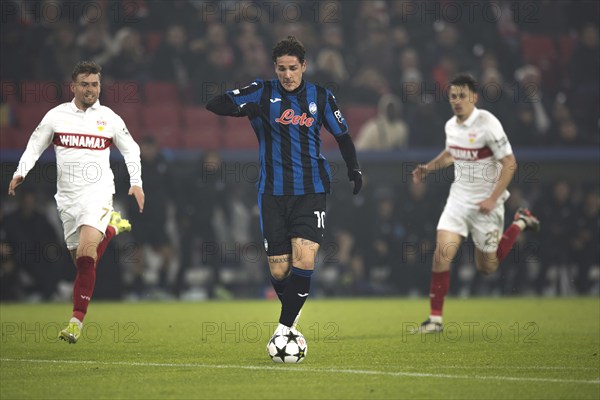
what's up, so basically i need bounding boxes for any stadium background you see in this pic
[0,0,597,302]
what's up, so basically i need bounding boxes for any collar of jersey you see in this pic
[277,79,305,96]
[455,107,479,128]
[69,99,100,113]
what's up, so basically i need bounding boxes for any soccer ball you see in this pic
[267,328,307,363]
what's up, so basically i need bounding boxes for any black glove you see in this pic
[349,169,363,195]
[240,103,262,119]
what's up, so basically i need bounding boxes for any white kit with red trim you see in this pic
[13,100,142,207]
[444,107,513,207]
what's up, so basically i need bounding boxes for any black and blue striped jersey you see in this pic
[226,79,348,195]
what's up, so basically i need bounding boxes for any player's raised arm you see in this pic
[206,81,264,118]
[206,94,246,117]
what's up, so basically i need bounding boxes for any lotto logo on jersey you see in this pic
[53,133,112,150]
[275,109,314,127]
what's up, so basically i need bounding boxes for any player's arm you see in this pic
[322,89,362,195]
[206,94,246,117]
[336,134,362,195]
[112,117,145,213]
[478,114,516,213]
[478,153,517,214]
[412,150,454,184]
[8,115,54,195]
[206,81,263,118]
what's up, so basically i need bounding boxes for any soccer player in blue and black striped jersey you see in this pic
[207,36,362,346]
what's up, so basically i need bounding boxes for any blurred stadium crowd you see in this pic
[0,0,598,301]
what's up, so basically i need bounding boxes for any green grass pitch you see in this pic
[1,297,599,399]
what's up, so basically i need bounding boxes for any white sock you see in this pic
[429,315,442,324]
[276,323,290,332]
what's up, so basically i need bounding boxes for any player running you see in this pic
[411,73,540,333]
[8,61,145,343]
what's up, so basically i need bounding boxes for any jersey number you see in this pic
[484,230,500,247]
[314,211,326,229]
[99,207,110,224]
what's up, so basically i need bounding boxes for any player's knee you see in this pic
[76,244,98,261]
[476,262,498,276]
[270,270,288,281]
[432,256,451,272]
[269,264,290,281]
[292,259,315,271]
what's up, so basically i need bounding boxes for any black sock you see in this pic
[279,267,313,327]
[270,273,291,302]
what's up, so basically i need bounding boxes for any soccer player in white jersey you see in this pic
[411,74,540,333]
[8,61,145,343]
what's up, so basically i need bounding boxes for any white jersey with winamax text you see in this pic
[13,100,142,207]
[445,107,513,208]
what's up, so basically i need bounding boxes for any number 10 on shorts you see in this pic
[314,211,325,229]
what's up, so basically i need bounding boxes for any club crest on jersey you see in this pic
[309,102,317,115]
[468,132,477,143]
[97,118,107,132]
[275,109,314,127]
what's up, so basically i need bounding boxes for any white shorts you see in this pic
[437,199,505,253]
[58,196,113,250]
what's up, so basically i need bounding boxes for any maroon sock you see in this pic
[430,271,450,317]
[96,226,116,261]
[496,223,522,263]
[73,256,96,322]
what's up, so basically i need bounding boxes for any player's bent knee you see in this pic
[268,262,291,280]
[476,262,499,276]
[270,269,290,281]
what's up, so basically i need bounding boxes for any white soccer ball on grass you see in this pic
[267,328,307,363]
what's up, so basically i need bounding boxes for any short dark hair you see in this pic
[272,36,306,64]
[71,61,102,81]
[449,73,479,93]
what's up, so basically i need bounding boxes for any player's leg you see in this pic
[276,194,326,330]
[472,204,504,275]
[259,194,293,302]
[415,200,467,333]
[73,225,103,315]
[496,208,540,263]
[97,210,131,260]
[269,254,292,301]
[426,230,464,326]
[60,224,103,343]
[60,199,117,343]
[474,205,540,274]
[276,237,319,329]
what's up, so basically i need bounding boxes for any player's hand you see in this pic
[349,169,363,195]
[8,176,24,196]
[477,198,496,214]
[412,164,428,184]
[129,185,145,213]
[241,103,262,119]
